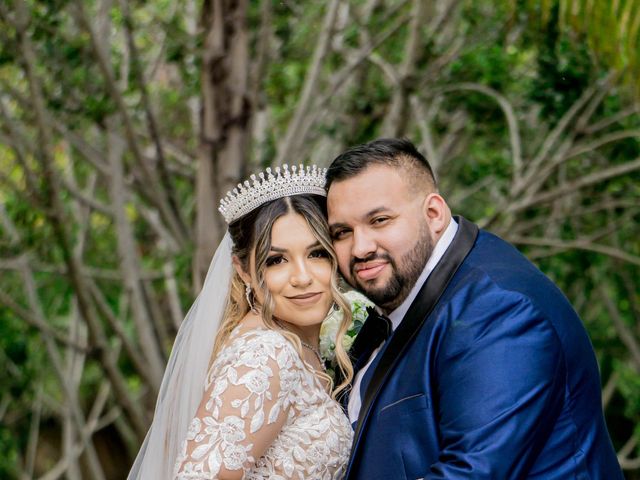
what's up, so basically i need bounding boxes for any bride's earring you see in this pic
[245,283,258,313]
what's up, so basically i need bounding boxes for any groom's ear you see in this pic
[232,255,252,284]
[422,193,449,236]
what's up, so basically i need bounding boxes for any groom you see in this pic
[326,138,622,479]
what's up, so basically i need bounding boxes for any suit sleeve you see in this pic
[426,288,565,479]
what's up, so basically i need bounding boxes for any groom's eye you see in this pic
[331,228,350,240]
[372,216,389,225]
[309,248,330,259]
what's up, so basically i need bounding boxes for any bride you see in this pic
[129,165,354,479]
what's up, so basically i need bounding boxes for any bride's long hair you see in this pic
[212,194,353,397]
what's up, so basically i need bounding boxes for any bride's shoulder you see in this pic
[232,325,289,347]
[221,315,297,356]
[211,322,303,378]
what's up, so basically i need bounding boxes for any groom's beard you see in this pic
[349,225,434,313]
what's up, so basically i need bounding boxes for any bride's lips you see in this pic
[354,261,387,281]
[285,292,323,306]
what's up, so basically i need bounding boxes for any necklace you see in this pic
[272,319,326,372]
[301,341,326,372]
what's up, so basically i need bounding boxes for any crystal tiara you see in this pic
[218,164,327,224]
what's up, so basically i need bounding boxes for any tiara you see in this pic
[218,164,327,224]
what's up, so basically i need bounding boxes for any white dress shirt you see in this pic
[348,219,459,423]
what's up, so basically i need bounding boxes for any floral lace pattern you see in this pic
[174,327,353,479]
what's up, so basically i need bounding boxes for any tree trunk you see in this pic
[195,0,252,290]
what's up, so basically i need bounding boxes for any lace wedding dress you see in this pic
[173,326,353,479]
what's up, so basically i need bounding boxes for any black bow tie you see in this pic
[350,307,392,367]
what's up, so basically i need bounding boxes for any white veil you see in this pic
[128,232,233,479]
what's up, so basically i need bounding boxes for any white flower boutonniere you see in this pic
[319,290,375,367]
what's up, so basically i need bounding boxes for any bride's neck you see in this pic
[273,318,320,346]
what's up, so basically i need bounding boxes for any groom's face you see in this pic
[327,164,435,312]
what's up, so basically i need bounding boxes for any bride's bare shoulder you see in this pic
[235,311,266,332]
[224,313,285,344]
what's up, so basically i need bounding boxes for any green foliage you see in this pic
[529,13,594,120]
[519,0,640,97]
[0,424,19,479]
[0,306,40,479]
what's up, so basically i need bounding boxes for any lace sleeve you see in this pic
[173,329,303,480]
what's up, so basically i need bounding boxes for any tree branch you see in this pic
[381,0,428,137]
[602,371,618,409]
[598,284,640,372]
[507,157,640,214]
[14,0,148,439]
[275,0,340,165]
[119,0,188,239]
[515,73,616,194]
[0,286,89,353]
[583,106,639,135]
[69,0,188,247]
[509,235,640,268]
[276,6,411,161]
[436,82,523,182]
[106,120,164,391]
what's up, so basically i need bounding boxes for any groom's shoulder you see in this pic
[464,228,543,279]
[451,227,574,313]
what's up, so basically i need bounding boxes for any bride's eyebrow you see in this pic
[269,241,321,253]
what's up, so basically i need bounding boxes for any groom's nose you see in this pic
[351,228,377,259]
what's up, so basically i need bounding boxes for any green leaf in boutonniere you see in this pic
[320,290,375,374]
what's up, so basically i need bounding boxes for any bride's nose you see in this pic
[290,259,313,288]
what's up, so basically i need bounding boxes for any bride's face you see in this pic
[259,212,334,331]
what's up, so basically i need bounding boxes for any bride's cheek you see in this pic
[264,268,287,292]
[314,263,333,289]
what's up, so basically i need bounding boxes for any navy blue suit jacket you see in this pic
[345,217,622,479]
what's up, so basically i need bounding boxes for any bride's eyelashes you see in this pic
[265,248,329,267]
[266,254,285,267]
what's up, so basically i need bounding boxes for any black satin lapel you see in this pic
[347,216,479,473]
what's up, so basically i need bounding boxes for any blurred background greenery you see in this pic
[0,0,639,478]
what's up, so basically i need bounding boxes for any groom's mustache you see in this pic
[350,252,395,278]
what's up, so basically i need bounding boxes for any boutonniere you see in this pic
[320,290,374,370]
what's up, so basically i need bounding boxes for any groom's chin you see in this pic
[357,285,396,310]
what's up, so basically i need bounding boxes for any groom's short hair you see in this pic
[325,138,436,193]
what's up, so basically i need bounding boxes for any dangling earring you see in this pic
[245,283,258,313]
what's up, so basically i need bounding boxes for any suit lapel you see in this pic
[347,216,479,473]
